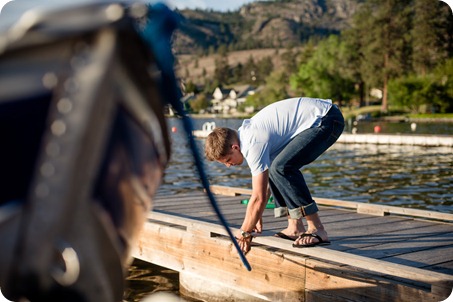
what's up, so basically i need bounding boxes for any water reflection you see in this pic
[313,144,453,212]
[124,259,183,302]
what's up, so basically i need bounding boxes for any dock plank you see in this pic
[383,245,453,271]
[428,261,453,275]
[329,223,449,253]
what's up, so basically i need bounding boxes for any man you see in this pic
[204,97,344,254]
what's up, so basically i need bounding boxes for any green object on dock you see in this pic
[240,196,275,209]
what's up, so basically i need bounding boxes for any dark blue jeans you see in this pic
[269,105,344,219]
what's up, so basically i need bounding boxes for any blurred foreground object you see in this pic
[140,292,183,302]
[0,2,177,301]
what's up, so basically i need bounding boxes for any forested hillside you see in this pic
[173,0,362,55]
[174,0,453,115]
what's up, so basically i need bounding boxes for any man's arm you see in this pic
[240,170,269,233]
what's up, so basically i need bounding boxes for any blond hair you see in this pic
[204,127,238,161]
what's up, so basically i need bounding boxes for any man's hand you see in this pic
[242,170,268,233]
[235,230,253,254]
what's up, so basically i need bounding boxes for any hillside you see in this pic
[176,48,291,83]
[172,0,362,55]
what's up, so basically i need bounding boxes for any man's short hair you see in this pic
[204,127,237,161]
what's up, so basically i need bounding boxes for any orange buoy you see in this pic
[374,125,381,133]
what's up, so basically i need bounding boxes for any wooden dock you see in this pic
[133,186,453,302]
[336,133,453,147]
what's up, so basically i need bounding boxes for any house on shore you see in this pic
[210,85,257,114]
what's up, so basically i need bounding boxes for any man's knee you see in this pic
[269,161,285,178]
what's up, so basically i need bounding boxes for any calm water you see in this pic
[125,117,453,301]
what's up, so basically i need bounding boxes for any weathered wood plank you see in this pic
[152,206,452,274]
[383,245,453,271]
[141,188,453,300]
[427,261,453,275]
[136,211,453,300]
[135,218,309,301]
[328,222,448,252]
[351,224,453,259]
[154,194,208,205]
[210,185,453,221]
[153,190,453,265]
[209,185,254,196]
[304,258,443,302]
[254,237,453,291]
[146,212,453,287]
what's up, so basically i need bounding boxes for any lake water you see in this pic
[125,118,453,301]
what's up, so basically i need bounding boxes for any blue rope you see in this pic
[179,113,252,271]
[136,3,251,271]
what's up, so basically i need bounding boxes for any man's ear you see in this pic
[231,144,240,151]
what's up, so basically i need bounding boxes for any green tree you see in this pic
[190,93,211,113]
[389,59,453,114]
[388,75,434,113]
[412,0,451,75]
[433,58,453,112]
[217,44,228,56]
[290,35,355,105]
[349,0,412,112]
[208,45,215,56]
[280,47,300,74]
[213,51,231,84]
[184,80,199,94]
[243,71,289,111]
[242,55,257,84]
[255,56,274,85]
[342,24,368,107]
[231,62,244,83]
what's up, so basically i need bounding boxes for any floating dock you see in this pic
[133,186,453,301]
[193,128,453,147]
[336,133,453,147]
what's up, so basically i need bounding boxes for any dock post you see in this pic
[179,272,268,302]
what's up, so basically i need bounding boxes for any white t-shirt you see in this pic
[238,97,332,176]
